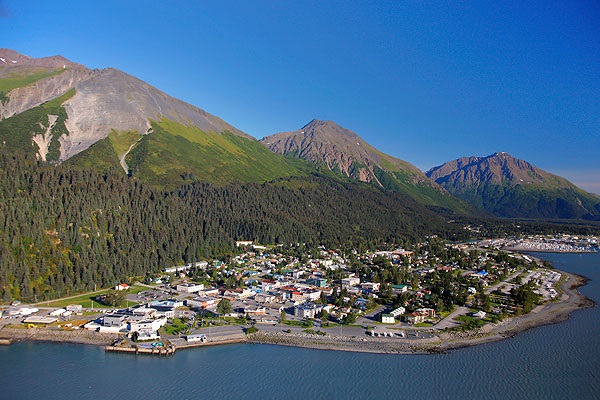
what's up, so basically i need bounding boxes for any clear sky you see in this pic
[2,0,599,193]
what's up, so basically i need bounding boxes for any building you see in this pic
[390,307,406,317]
[294,303,322,319]
[176,282,205,294]
[66,304,83,314]
[341,277,360,287]
[255,293,276,303]
[103,313,128,328]
[186,296,218,310]
[392,284,409,293]
[186,334,207,342]
[381,314,395,324]
[306,278,327,287]
[361,282,380,292]
[129,318,167,340]
[115,283,129,291]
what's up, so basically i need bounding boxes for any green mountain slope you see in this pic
[68,118,310,188]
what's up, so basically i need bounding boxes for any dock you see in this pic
[105,344,176,356]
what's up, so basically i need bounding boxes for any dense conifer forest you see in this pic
[2,150,597,303]
[0,151,462,302]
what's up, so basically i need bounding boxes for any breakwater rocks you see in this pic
[0,326,118,346]
[247,331,443,354]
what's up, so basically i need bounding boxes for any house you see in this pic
[306,278,327,287]
[390,307,406,317]
[304,289,322,301]
[115,283,129,291]
[392,284,409,293]
[472,310,487,319]
[404,312,426,324]
[404,308,435,324]
[415,307,436,317]
[381,313,395,324]
[341,277,360,287]
[361,282,380,292]
[255,293,276,303]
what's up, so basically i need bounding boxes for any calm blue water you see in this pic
[1,253,599,400]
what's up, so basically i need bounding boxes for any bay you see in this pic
[1,252,599,399]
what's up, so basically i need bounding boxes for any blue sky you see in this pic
[2,1,599,193]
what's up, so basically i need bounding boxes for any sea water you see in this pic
[1,252,598,400]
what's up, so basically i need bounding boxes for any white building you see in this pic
[390,307,406,317]
[177,282,205,294]
[341,277,361,287]
[381,314,395,324]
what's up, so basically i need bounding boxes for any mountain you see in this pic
[260,119,474,213]
[0,49,305,187]
[426,152,600,220]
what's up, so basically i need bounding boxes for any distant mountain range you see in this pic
[1,48,598,221]
[261,119,474,213]
[426,152,600,220]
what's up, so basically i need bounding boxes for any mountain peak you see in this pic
[426,153,600,219]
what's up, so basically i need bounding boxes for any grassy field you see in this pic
[0,68,66,93]
[43,285,147,309]
[123,119,307,188]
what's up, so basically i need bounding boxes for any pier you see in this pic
[105,344,176,356]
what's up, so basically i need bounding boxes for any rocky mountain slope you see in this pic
[426,152,600,219]
[0,49,303,187]
[261,119,474,213]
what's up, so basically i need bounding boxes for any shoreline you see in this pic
[0,270,594,355]
[503,247,598,254]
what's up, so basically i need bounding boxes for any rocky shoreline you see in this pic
[0,270,593,355]
[249,270,594,354]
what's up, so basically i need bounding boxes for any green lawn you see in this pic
[163,318,190,335]
[43,285,146,308]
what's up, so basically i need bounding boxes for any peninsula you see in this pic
[1,235,596,354]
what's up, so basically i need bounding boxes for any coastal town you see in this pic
[0,234,596,354]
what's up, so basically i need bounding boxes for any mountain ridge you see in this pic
[426,152,600,220]
[260,118,475,213]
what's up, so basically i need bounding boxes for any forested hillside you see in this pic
[0,151,462,303]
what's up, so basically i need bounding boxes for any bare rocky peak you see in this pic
[1,49,253,161]
[61,68,251,159]
[261,119,426,185]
